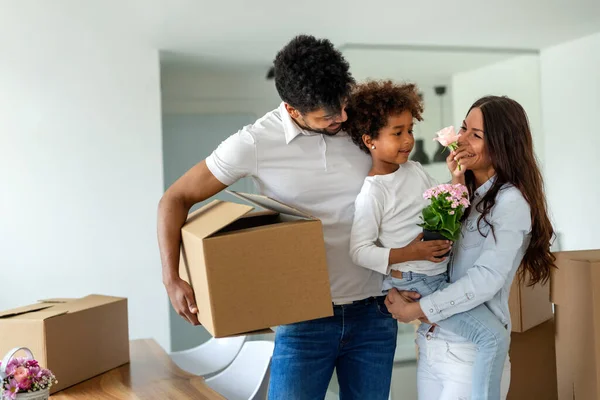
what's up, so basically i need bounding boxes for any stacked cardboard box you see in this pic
[551,250,600,400]
[506,273,556,399]
[508,319,558,400]
[510,249,600,400]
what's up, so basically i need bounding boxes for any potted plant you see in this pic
[419,183,470,255]
[1,348,57,400]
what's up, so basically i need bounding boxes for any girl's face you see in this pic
[365,110,415,166]
[458,107,492,171]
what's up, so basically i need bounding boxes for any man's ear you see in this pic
[284,103,301,119]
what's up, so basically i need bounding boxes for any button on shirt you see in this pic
[205,103,386,303]
[418,177,532,335]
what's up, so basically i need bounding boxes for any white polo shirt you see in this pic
[205,103,386,303]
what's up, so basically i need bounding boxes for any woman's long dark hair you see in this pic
[464,96,555,286]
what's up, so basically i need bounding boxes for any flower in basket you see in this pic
[419,183,470,242]
[433,126,462,170]
[1,358,57,400]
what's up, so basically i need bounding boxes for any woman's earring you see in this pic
[371,145,376,150]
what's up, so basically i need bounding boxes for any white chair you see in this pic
[205,340,275,400]
[170,335,247,376]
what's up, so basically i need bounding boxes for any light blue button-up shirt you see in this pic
[418,177,532,336]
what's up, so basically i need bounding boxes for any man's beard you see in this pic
[298,119,342,136]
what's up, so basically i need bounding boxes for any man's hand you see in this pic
[405,233,452,263]
[384,288,425,323]
[158,160,227,325]
[165,278,200,325]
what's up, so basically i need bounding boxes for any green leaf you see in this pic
[439,228,456,241]
[421,207,441,229]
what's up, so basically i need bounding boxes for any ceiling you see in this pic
[341,45,535,85]
[153,0,600,66]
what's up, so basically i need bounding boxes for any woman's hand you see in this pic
[384,288,426,323]
[447,150,466,184]
[452,145,479,170]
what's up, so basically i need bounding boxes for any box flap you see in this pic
[0,303,68,320]
[182,199,254,239]
[555,249,600,263]
[58,294,125,313]
[0,295,125,321]
[38,298,77,303]
[227,191,314,219]
[0,303,54,319]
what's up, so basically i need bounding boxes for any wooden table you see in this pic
[51,339,225,399]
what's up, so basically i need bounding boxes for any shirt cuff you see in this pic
[419,294,444,324]
[369,247,392,275]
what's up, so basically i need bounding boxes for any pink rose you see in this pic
[433,126,461,147]
[14,366,29,383]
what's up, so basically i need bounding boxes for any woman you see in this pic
[385,95,556,400]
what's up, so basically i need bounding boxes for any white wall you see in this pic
[451,55,543,164]
[540,32,600,251]
[0,3,170,351]
[161,63,281,116]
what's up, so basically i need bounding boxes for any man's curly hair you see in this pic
[274,35,354,114]
[344,81,424,154]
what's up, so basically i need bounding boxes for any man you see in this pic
[158,35,396,399]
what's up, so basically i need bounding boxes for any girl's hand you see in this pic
[405,233,451,263]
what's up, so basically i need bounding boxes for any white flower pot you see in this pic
[15,389,50,400]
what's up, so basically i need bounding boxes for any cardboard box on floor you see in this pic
[0,295,129,394]
[508,271,553,332]
[180,191,333,338]
[508,319,558,400]
[551,250,600,400]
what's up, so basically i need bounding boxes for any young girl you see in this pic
[345,80,510,400]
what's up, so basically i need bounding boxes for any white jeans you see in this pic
[416,333,511,400]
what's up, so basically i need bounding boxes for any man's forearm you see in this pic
[158,194,191,284]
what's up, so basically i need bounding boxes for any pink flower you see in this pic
[17,379,31,391]
[4,360,17,376]
[422,183,470,211]
[449,211,455,215]
[433,126,461,147]
[13,366,29,384]
[28,365,40,378]
[4,378,19,400]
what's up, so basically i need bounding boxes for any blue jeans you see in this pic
[391,271,510,400]
[268,296,397,400]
